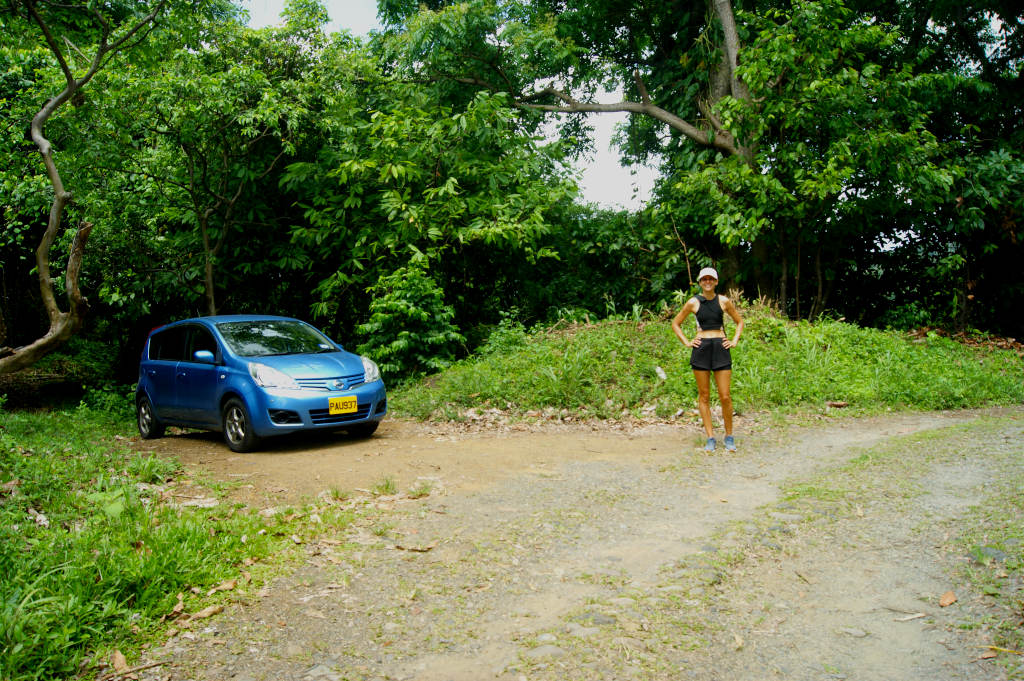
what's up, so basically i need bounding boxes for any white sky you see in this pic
[242,0,657,210]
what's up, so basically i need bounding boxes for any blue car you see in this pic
[136,315,387,452]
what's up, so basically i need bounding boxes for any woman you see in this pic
[671,267,744,452]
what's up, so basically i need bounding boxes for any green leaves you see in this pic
[356,262,466,378]
[281,82,572,332]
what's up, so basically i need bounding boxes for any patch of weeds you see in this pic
[327,487,351,503]
[581,488,627,506]
[371,521,394,537]
[371,476,398,496]
[576,570,631,588]
[783,483,849,503]
[407,480,433,499]
[127,452,180,484]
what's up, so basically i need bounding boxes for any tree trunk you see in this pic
[794,237,802,319]
[0,73,92,373]
[779,250,788,319]
[810,244,825,319]
[199,214,219,316]
[751,239,773,299]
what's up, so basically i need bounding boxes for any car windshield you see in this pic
[216,320,337,357]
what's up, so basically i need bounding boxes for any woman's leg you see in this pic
[713,369,733,436]
[693,370,713,437]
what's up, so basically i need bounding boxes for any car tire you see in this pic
[222,398,260,452]
[137,396,165,439]
[346,421,379,438]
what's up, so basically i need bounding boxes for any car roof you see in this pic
[149,315,305,334]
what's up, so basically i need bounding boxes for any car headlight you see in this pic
[249,362,299,390]
[361,356,381,383]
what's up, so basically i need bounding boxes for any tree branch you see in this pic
[517,86,741,157]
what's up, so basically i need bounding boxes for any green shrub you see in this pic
[356,262,466,380]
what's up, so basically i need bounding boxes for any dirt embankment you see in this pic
[134,408,1024,681]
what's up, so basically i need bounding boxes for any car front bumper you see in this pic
[247,380,388,437]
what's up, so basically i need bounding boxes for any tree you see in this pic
[0,1,169,373]
[281,81,573,339]
[378,0,978,324]
[107,4,327,315]
[0,1,172,372]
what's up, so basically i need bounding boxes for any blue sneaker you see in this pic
[724,435,736,452]
[705,437,716,452]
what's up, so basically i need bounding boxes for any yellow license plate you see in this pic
[328,395,358,415]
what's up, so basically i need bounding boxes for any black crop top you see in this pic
[694,295,724,331]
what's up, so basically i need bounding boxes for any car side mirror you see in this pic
[193,350,216,364]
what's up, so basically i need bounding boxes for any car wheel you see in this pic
[137,396,165,439]
[222,398,260,452]
[346,421,379,438]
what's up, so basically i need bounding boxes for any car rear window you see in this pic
[216,320,336,357]
[148,326,188,361]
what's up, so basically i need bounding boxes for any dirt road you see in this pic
[136,408,1023,681]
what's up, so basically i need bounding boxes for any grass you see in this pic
[390,301,1024,420]
[954,456,1024,659]
[371,476,398,496]
[0,395,355,681]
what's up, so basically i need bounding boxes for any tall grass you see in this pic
[392,302,1024,419]
[0,395,353,681]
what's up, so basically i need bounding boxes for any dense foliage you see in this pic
[1,0,1022,383]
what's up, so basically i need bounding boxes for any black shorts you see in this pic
[690,337,732,371]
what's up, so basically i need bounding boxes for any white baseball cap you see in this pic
[697,267,718,281]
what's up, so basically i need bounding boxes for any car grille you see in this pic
[308,404,372,425]
[295,372,366,391]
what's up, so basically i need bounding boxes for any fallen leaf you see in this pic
[206,579,237,596]
[190,604,223,620]
[170,593,185,617]
[394,542,437,552]
[111,650,129,672]
[733,633,744,650]
[981,650,997,659]
[939,591,957,607]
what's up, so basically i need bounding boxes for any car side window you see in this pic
[186,326,219,363]
[149,327,187,362]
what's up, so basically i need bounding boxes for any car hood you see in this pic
[251,351,364,378]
